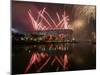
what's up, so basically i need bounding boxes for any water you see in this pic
[12,43,96,74]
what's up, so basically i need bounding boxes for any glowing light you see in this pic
[24,52,69,73]
[56,16,69,28]
[64,54,68,70]
[44,11,56,27]
[24,52,48,73]
[27,8,72,30]
[56,12,61,22]
[36,57,51,72]
[73,19,85,29]
[28,9,38,29]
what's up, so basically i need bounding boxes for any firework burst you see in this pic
[27,8,71,31]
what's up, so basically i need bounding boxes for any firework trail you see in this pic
[56,16,69,28]
[27,7,71,30]
[28,9,38,30]
[36,8,46,23]
[38,9,52,28]
[56,12,61,22]
[44,11,57,27]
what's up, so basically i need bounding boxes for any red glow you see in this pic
[24,52,69,73]
[27,8,71,31]
[24,52,48,73]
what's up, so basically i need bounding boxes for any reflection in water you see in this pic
[25,52,48,73]
[12,43,96,74]
[23,43,72,51]
[25,52,68,73]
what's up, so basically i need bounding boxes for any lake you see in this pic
[12,43,96,74]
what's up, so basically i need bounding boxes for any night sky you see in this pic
[12,1,70,32]
[12,1,96,40]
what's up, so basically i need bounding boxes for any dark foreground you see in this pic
[12,43,96,74]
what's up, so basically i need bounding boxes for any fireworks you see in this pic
[28,8,71,31]
[24,52,48,73]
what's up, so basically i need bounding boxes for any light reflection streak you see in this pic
[24,52,48,73]
[36,56,51,72]
[24,52,69,73]
[64,54,68,70]
[51,58,56,65]
[56,67,59,71]
[55,56,64,66]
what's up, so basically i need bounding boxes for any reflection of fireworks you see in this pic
[24,52,48,73]
[28,8,71,30]
[24,52,69,73]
